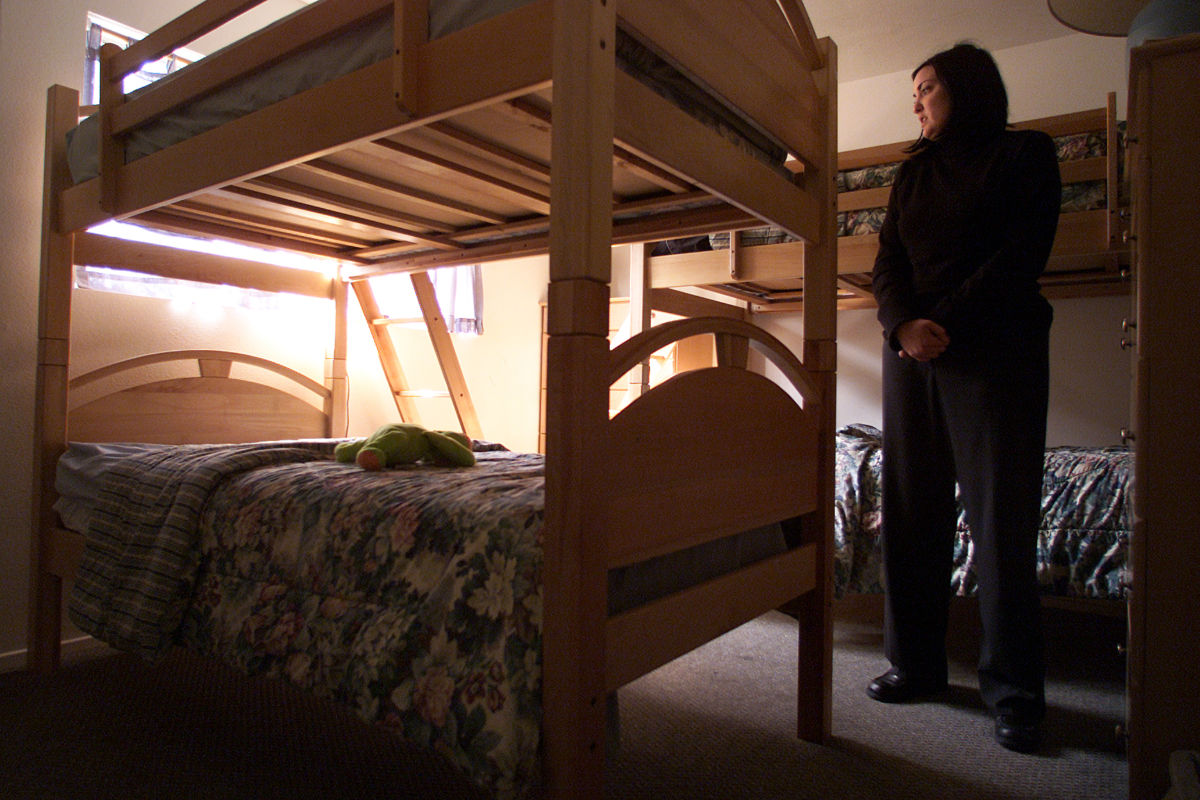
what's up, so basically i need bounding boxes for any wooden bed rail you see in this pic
[605,541,818,690]
[102,0,395,137]
[73,232,336,299]
[97,0,402,215]
[619,0,826,173]
[107,0,273,83]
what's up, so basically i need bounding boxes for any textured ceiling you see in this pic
[802,0,1097,81]
[228,0,1107,85]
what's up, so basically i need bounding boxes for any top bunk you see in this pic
[639,93,1129,312]
[47,0,836,292]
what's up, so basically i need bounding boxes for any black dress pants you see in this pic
[879,323,1049,721]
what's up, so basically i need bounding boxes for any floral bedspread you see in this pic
[707,127,1124,253]
[71,443,546,799]
[834,424,1132,601]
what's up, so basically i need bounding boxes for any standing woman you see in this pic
[867,43,1060,754]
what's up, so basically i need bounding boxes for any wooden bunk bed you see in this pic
[29,1,838,798]
[639,93,1128,312]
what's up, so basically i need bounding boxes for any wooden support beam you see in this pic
[541,1,614,797]
[326,279,350,437]
[29,84,82,673]
[626,242,651,400]
[351,280,422,424]
[394,0,428,115]
[795,35,837,746]
[74,232,335,299]
[410,271,483,440]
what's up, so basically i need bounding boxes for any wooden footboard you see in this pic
[605,316,820,557]
[603,318,825,689]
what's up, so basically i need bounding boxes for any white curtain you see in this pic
[371,265,484,335]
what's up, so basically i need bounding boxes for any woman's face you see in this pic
[912,65,950,140]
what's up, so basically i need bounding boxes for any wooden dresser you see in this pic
[1125,32,1200,800]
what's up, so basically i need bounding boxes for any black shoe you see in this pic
[994,714,1041,753]
[866,668,948,703]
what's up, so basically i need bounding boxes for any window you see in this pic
[82,14,200,105]
[369,266,485,335]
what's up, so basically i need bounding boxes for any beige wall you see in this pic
[759,31,1132,447]
[0,1,1132,666]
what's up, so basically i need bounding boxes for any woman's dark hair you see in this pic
[907,42,1008,151]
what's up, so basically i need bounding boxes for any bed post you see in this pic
[626,242,652,401]
[795,35,837,744]
[541,0,615,797]
[28,85,80,672]
[1104,90,1119,253]
[394,0,428,116]
[325,277,350,438]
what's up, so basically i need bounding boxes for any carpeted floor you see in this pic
[0,603,1127,799]
[609,604,1127,800]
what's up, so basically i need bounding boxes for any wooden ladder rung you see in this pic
[397,390,450,398]
[371,316,421,327]
[351,274,484,441]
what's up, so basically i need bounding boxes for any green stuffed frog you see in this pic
[334,422,475,470]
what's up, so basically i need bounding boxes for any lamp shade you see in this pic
[1047,0,1150,35]
[1128,0,1200,48]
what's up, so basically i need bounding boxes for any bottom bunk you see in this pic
[833,424,1131,613]
[58,439,782,793]
[37,327,830,800]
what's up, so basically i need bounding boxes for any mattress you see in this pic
[67,0,786,184]
[704,126,1122,252]
[56,438,787,797]
[833,423,1131,601]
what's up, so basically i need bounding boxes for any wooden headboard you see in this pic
[67,350,336,444]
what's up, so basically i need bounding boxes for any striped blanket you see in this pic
[69,441,336,660]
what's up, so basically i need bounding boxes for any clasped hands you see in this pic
[895,318,949,361]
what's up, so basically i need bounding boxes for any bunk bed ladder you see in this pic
[350,275,483,440]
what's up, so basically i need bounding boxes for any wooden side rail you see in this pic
[106,0,393,136]
[73,233,335,299]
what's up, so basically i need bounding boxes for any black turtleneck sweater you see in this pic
[871,129,1061,352]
